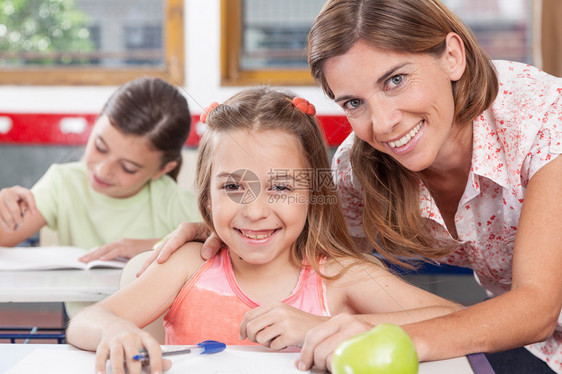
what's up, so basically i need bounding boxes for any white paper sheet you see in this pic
[5,346,317,374]
[6,346,474,374]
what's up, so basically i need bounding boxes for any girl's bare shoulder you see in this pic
[142,241,206,283]
[169,241,206,270]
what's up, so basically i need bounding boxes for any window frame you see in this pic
[0,0,185,86]
[220,0,315,86]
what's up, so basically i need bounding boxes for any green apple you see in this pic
[331,323,419,374]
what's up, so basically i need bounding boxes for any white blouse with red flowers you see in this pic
[333,60,562,371]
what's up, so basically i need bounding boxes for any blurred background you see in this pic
[1,0,560,191]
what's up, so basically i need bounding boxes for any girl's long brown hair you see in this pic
[196,87,381,278]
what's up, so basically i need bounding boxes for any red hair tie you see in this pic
[288,97,316,116]
[200,101,219,124]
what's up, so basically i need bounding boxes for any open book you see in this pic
[0,246,127,271]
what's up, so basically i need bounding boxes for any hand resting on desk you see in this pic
[78,237,161,263]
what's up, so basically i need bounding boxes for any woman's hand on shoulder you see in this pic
[296,313,373,372]
[96,317,171,374]
[0,185,37,232]
[136,221,223,276]
[140,240,207,280]
[239,302,329,350]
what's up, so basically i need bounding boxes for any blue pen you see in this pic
[132,340,226,366]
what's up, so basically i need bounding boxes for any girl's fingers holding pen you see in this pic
[0,205,14,232]
[0,200,21,231]
[0,186,36,230]
[138,333,172,374]
[122,344,145,374]
[13,186,37,214]
[94,344,110,374]
[140,335,165,374]
[109,344,127,374]
[162,358,173,372]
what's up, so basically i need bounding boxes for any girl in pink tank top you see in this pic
[67,87,462,373]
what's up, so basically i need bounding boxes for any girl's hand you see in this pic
[239,302,329,350]
[79,238,158,263]
[296,313,372,372]
[95,319,171,374]
[0,186,37,232]
[136,221,222,276]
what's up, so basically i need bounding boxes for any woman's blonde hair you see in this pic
[196,87,380,277]
[308,0,499,267]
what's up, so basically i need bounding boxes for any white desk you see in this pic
[0,343,483,374]
[0,269,121,303]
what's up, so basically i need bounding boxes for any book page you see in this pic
[0,246,126,270]
[83,258,127,270]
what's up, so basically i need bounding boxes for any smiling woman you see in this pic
[299,0,562,373]
[323,38,465,173]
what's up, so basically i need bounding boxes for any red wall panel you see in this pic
[0,112,351,147]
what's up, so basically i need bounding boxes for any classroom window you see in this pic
[0,0,184,86]
[443,0,533,64]
[221,0,325,86]
[221,0,534,86]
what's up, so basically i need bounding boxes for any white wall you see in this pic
[0,0,341,116]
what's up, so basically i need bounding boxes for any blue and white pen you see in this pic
[132,340,226,366]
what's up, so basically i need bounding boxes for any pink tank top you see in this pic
[163,248,330,345]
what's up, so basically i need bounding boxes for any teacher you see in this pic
[142,0,562,373]
[299,0,562,372]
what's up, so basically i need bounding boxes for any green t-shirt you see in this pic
[32,162,200,250]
